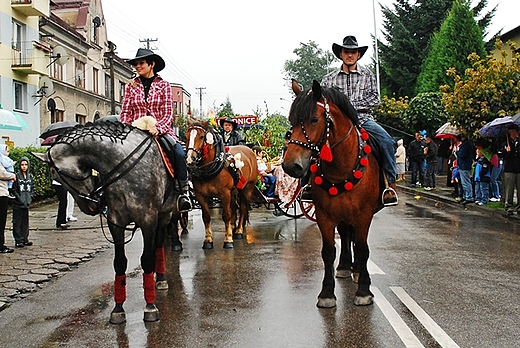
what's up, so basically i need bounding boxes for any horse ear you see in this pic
[206,132,214,145]
[312,80,322,101]
[292,79,302,95]
[30,151,49,163]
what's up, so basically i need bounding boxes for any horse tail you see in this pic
[237,189,250,226]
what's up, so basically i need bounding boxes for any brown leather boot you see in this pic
[382,183,398,206]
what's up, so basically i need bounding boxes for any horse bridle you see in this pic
[47,134,154,206]
[288,97,355,158]
[186,126,226,178]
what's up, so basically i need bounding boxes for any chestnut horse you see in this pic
[283,80,384,307]
[185,122,257,249]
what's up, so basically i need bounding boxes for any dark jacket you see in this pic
[456,139,475,171]
[499,137,520,173]
[12,156,35,209]
[408,139,426,162]
[221,129,245,146]
[425,141,438,163]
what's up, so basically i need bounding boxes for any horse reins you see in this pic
[186,126,226,179]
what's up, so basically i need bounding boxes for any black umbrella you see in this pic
[40,121,79,139]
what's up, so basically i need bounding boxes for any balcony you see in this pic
[11,40,52,75]
[11,0,49,17]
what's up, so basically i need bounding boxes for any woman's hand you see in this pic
[149,126,159,136]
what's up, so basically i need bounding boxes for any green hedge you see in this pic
[9,146,54,200]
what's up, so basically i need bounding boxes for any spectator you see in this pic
[395,139,406,182]
[0,145,16,198]
[52,180,69,229]
[437,138,451,175]
[66,192,77,222]
[252,146,276,198]
[0,160,16,253]
[408,132,426,188]
[424,135,438,190]
[11,157,35,247]
[497,124,520,215]
[474,148,491,205]
[456,134,475,205]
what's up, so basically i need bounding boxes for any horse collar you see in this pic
[310,127,371,196]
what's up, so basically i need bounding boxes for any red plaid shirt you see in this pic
[120,75,178,140]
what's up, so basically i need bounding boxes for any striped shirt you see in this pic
[321,64,380,117]
[120,74,178,140]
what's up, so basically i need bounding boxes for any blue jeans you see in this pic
[489,162,502,199]
[262,175,276,197]
[409,159,425,186]
[475,181,490,203]
[459,169,474,201]
[359,117,396,184]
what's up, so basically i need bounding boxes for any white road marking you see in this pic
[368,259,385,274]
[390,287,460,348]
[372,286,425,348]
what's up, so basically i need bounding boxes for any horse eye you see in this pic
[311,115,319,125]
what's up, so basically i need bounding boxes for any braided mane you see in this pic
[52,121,137,146]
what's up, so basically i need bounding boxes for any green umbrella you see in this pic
[0,105,30,131]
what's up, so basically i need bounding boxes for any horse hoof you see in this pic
[317,298,337,308]
[156,280,168,290]
[233,233,244,240]
[202,241,213,249]
[336,269,353,279]
[109,311,126,324]
[143,304,160,322]
[352,272,360,283]
[171,244,183,251]
[223,242,234,249]
[354,295,374,306]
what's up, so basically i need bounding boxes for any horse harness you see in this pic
[186,126,243,186]
[288,96,372,196]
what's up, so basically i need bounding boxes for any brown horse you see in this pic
[283,80,384,308]
[185,121,257,249]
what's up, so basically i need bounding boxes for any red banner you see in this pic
[217,116,258,128]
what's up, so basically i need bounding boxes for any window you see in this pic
[52,110,64,123]
[14,81,26,111]
[75,59,85,88]
[105,74,112,99]
[50,61,63,80]
[12,20,25,65]
[119,81,126,102]
[76,114,86,125]
[93,68,99,94]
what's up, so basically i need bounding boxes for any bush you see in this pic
[9,146,54,201]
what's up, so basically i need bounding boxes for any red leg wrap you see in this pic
[114,274,126,304]
[143,272,156,304]
[155,247,166,275]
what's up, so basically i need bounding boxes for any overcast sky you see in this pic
[102,0,516,117]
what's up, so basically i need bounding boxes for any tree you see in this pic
[404,92,449,136]
[243,113,290,160]
[416,0,486,94]
[217,96,234,118]
[373,95,410,139]
[441,40,520,138]
[283,41,334,90]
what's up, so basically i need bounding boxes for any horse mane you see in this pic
[289,85,359,127]
[53,121,137,146]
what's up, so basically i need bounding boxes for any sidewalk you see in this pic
[0,200,111,309]
[396,172,515,220]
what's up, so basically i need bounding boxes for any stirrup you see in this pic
[177,194,192,213]
[382,187,398,206]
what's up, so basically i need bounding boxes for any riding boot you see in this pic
[177,179,192,213]
[382,182,398,206]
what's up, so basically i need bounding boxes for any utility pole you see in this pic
[372,0,381,98]
[104,41,117,114]
[140,38,158,50]
[196,87,206,119]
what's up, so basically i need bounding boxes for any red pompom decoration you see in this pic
[329,187,338,196]
[202,145,209,159]
[361,132,369,141]
[360,128,367,133]
[344,182,354,191]
[319,142,333,162]
[363,145,372,154]
[225,146,230,153]
[310,163,318,173]
[314,176,323,185]
[353,170,363,179]
[360,157,369,166]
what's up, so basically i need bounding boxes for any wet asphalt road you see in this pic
[1,193,520,348]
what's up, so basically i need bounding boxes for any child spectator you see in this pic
[12,157,35,247]
[0,145,16,198]
[252,146,276,197]
[474,149,491,205]
[451,159,463,202]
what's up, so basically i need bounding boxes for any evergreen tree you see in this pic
[416,0,486,94]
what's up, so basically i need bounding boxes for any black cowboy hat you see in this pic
[126,48,165,73]
[332,35,369,60]
[219,117,238,129]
